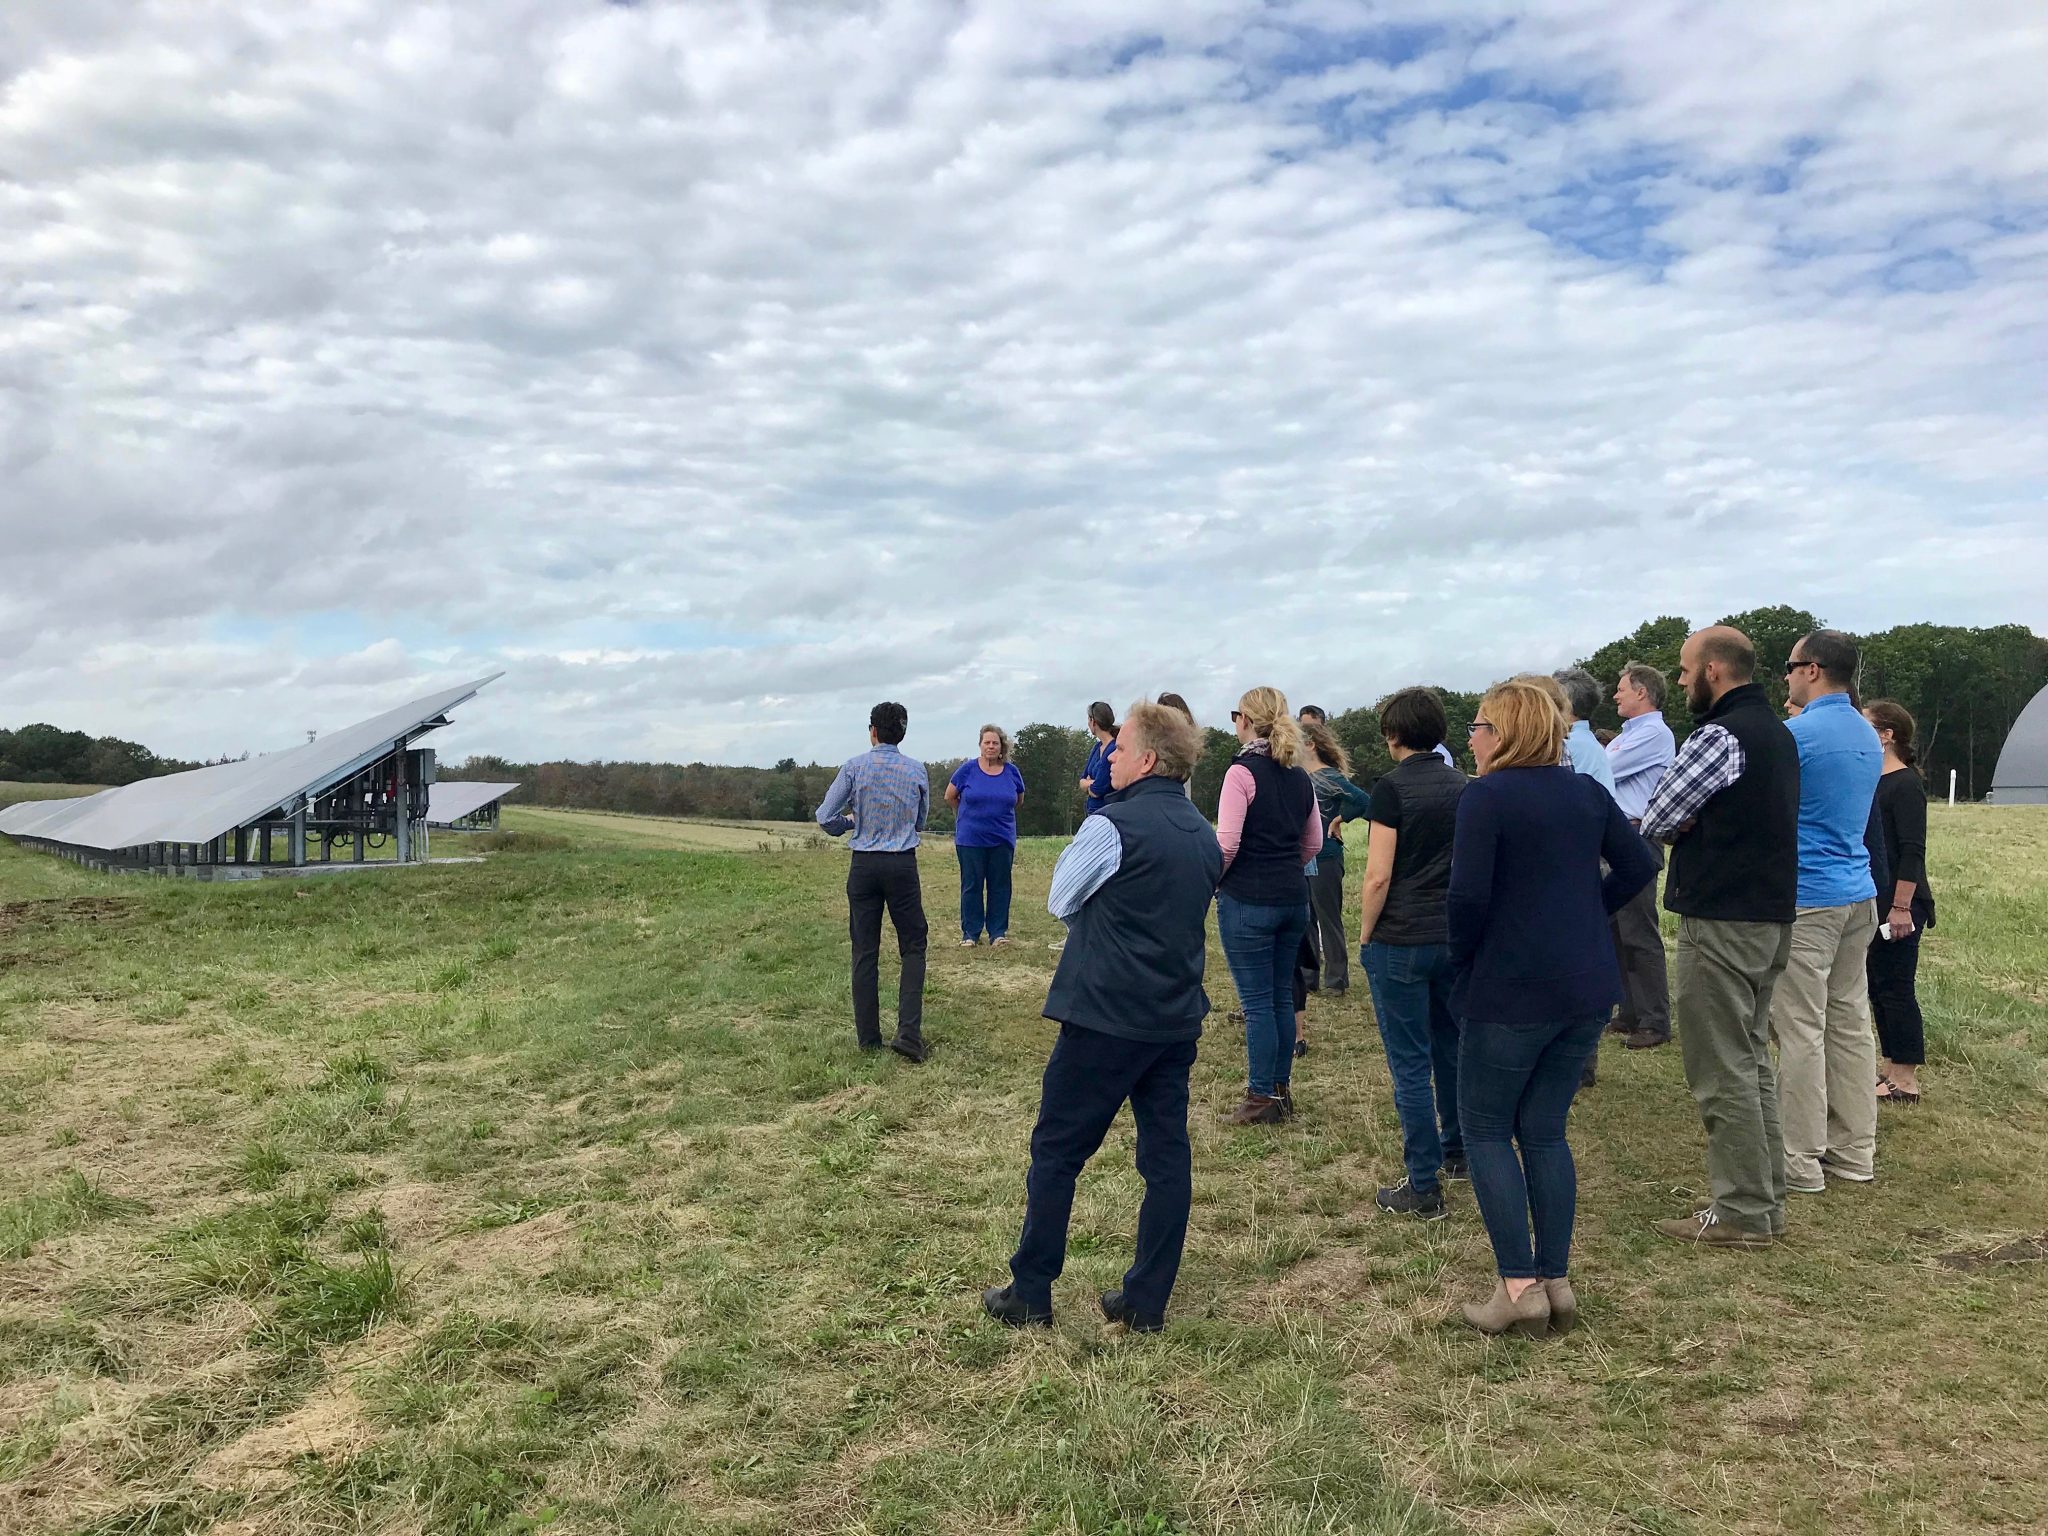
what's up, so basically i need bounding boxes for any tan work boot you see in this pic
[1543,1277,1578,1333]
[1460,1279,1551,1338]
[1655,1208,1773,1249]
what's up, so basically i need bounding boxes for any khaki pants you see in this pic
[1770,900,1880,1187]
[1675,916,1793,1235]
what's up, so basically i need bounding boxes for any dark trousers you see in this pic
[847,851,927,1047]
[1361,940,1463,1194]
[956,842,1015,941]
[1458,1012,1606,1279]
[1009,1024,1198,1318]
[1610,840,1670,1039]
[1867,929,1925,1065]
[1306,846,1349,993]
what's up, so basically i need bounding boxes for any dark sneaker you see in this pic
[982,1283,1052,1328]
[1622,1029,1670,1050]
[1376,1177,1447,1220]
[1441,1153,1470,1181]
[1098,1289,1164,1333]
[889,1036,928,1064]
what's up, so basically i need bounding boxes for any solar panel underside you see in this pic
[0,675,501,852]
[427,781,521,824]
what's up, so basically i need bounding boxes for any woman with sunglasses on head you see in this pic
[1448,680,1656,1336]
[1215,687,1322,1125]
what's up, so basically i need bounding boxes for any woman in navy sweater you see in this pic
[1448,680,1657,1337]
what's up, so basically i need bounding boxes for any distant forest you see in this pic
[0,723,195,787]
[444,610,2048,836]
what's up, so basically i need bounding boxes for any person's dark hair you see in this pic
[1797,628,1860,687]
[1379,686,1447,752]
[1620,661,1667,710]
[1087,700,1116,734]
[1299,705,1327,723]
[1552,667,1601,723]
[1864,699,1919,771]
[1157,691,1196,725]
[1698,629,1756,682]
[869,701,908,744]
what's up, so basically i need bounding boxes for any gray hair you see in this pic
[1552,667,1602,723]
[1620,661,1667,710]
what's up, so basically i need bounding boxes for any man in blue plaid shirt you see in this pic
[817,702,930,1061]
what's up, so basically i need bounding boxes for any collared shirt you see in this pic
[1640,725,1744,843]
[1606,710,1676,822]
[815,743,928,853]
[1049,813,1122,919]
[1785,691,1881,907]
[1564,719,1617,798]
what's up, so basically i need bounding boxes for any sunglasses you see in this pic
[1229,710,1243,723]
[1784,658,1817,675]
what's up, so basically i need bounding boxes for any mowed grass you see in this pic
[504,805,835,854]
[0,808,2042,1535]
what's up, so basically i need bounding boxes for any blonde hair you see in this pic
[1300,718,1350,776]
[1236,686,1305,768]
[1480,681,1568,774]
[1121,699,1202,781]
[976,724,1012,764]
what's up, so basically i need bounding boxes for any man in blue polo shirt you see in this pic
[1773,630,1883,1193]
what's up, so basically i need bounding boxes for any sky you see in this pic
[3,1,2045,769]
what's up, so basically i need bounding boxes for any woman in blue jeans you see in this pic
[1214,687,1322,1125]
[1448,680,1656,1336]
[945,726,1025,945]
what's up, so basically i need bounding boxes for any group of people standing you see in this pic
[814,623,1935,1338]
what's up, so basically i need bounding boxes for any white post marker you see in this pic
[1948,768,1958,807]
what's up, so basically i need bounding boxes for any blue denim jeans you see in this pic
[1361,940,1462,1194]
[1217,894,1310,1097]
[1457,1012,1606,1279]
[956,842,1015,941]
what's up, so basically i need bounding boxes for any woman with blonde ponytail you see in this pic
[1215,687,1323,1125]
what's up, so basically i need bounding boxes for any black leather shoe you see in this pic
[1622,1029,1671,1050]
[982,1283,1052,1328]
[1098,1289,1165,1333]
[889,1036,928,1063]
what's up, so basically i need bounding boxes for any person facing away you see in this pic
[1604,661,1678,1050]
[1862,700,1935,1104]
[1771,629,1884,1195]
[1215,686,1322,1126]
[1080,701,1118,816]
[1298,718,1372,1003]
[815,701,931,1062]
[1552,667,1618,798]
[1446,680,1656,1337]
[945,725,1026,948]
[1159,693,1199,798]
[982,700,1224,1333]
[1640,626,1801,1249]
[1357,685,1470,1220]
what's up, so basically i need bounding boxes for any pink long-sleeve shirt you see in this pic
[1216,761,1324,875]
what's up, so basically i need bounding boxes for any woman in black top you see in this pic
[1863,701,1935,1103]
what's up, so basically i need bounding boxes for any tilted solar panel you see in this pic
[0,675,502,851]
[426,781,522,825]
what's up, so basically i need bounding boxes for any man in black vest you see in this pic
[983,700,1224,1332]
[1640,626,1801,1248]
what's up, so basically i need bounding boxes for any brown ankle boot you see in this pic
[1459,1279,1551,1338]
[1543,1277,1578,1333]
[1225,1093,1285,1126]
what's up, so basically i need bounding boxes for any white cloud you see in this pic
[2,0,2043,767]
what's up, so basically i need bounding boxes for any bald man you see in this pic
[1639,626,1801,1250]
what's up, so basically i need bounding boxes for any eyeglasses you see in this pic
[1468,720,1496,735]
[1784,658,1818,676]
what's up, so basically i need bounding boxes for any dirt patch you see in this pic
[193,1379,375,1492]
[1935,1231,2048,1270]
[0,896,135,937]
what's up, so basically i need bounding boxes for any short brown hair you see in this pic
[1696,628,1756,682]
[1478,681,1567,774]
[1121,698,1202,782]
[1620,661,1667,709]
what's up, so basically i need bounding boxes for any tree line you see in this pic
[0,724,195,787]
[440,611,2046,835]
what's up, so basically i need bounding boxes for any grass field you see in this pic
[0,806,2043,1535]
[0,783,104,811]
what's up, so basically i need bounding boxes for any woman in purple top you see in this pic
[946,725,1026,947]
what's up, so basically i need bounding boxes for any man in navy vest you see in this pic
[983,699,1224,1332]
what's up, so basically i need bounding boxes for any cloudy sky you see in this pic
[3,1,2045,768]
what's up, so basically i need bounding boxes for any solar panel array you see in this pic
[426,781,522,825]
[0,675,502,853]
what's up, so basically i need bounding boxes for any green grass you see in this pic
[0,809,2042,1534]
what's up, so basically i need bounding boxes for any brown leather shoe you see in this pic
[1225,1093,1286,1126]
[1655,1209,1772,1249]
[1543,1277,1578,1333]
[1460,1279,1551,1338]
[1622,1029,1671,1050]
